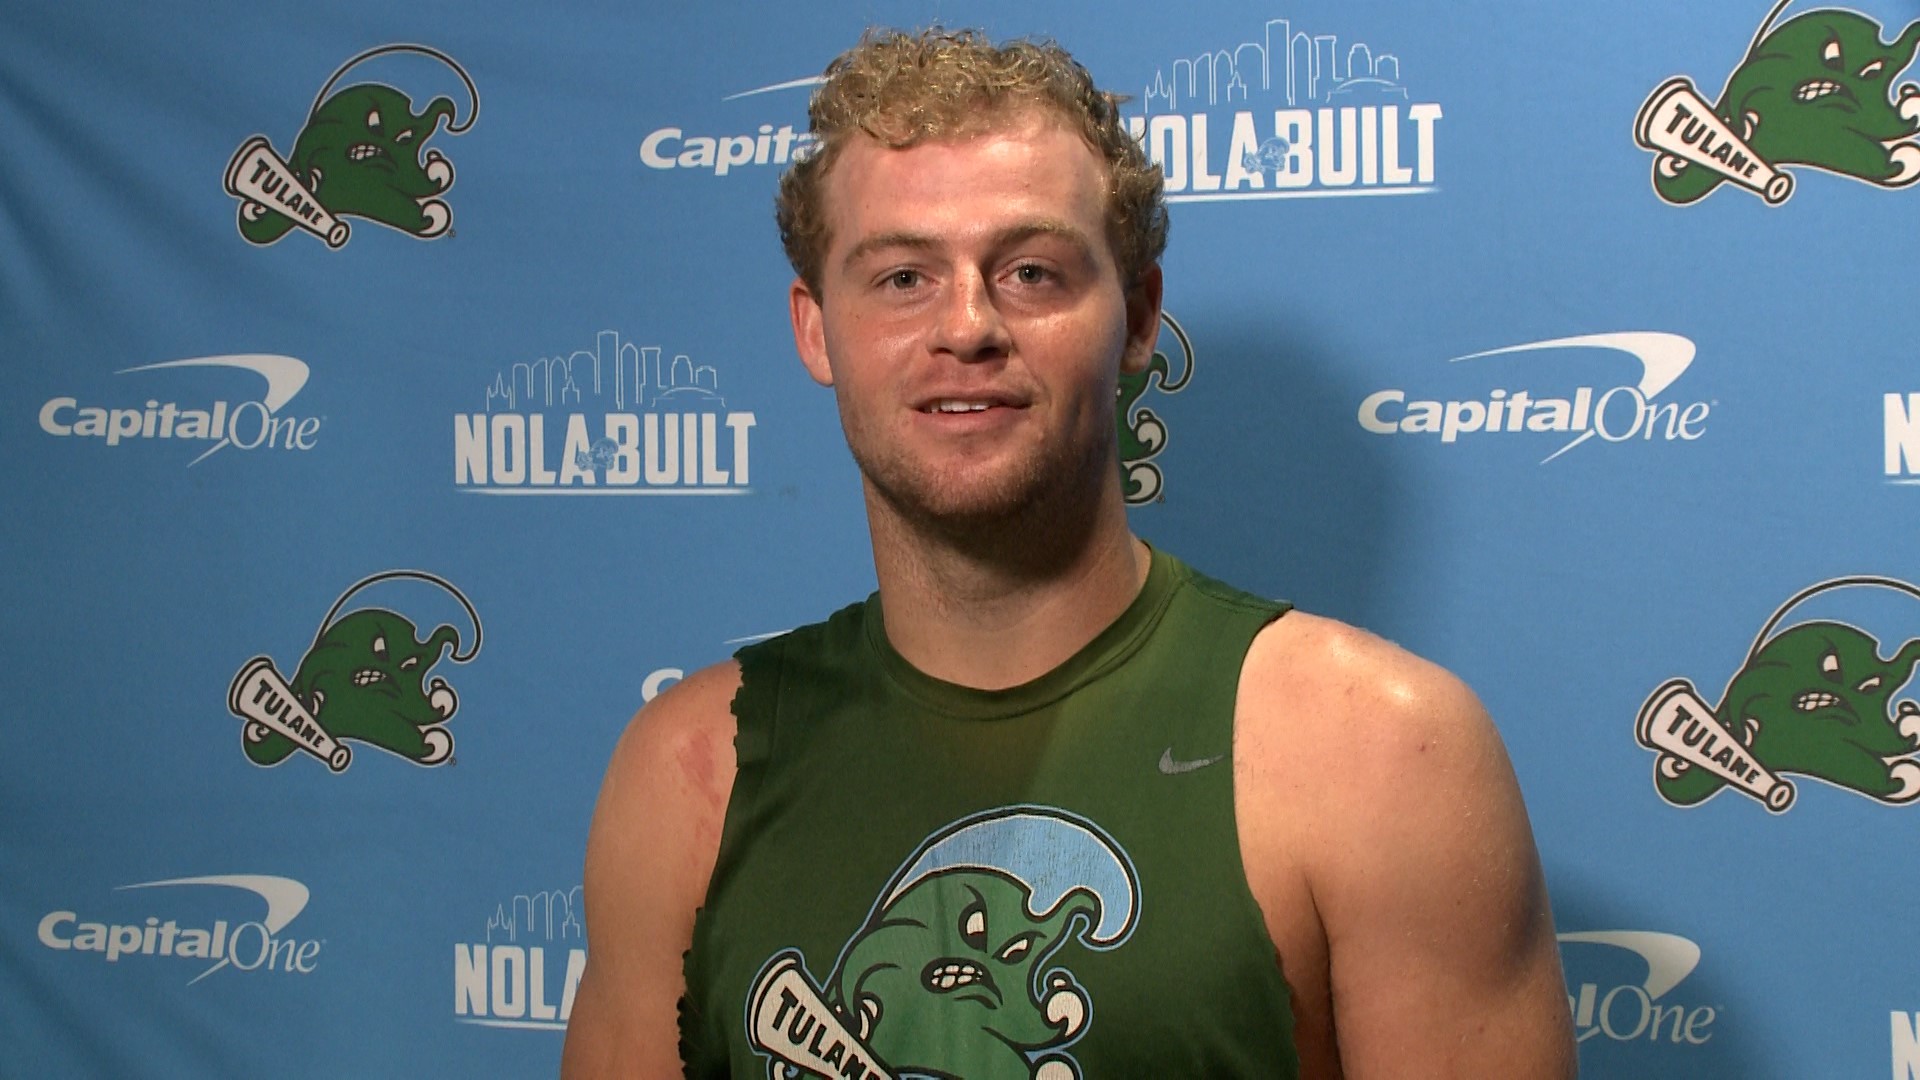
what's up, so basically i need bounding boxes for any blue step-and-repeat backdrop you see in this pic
[6,1,1920,1076]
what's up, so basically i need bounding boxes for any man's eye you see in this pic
[887,270,921,289]
[1013,264,1050,284]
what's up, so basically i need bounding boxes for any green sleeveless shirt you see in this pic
[680,549,1300,1078]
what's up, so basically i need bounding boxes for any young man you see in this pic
[564,28,1575,1079]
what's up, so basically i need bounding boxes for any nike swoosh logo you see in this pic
[1158,747,1226,775]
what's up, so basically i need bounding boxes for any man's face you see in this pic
[790,110,1162,528]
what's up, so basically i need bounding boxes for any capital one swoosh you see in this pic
[722,76,825,101]
[118,355,309,411]
[723,629,790,645]
[118,874,310,984]
[1556,929,1700,999]
[1449,332,1697,462]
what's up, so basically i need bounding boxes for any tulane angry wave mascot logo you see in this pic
[1634,1,1920,205]
[1636,577,1920,812]
[224,45,478,248]
[745,807,1140,1080]
[228,570,481,772]
[1115,313,1193,506]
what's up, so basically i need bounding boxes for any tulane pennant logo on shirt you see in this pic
[745,806,1141,1079]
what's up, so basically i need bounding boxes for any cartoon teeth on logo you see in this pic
[1636,576,1920,811]
[746,807,1140,1080]
[1633,1,1920,205]
[229,570,481,772]
[1115,313,1193,506]
[224,44,478,248]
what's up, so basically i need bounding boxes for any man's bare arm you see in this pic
[1240,616,1575,1079]
[561,662,740,1079]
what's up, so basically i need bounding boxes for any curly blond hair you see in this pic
[776,27,1168,295]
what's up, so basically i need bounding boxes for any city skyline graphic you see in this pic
[1139,14,1409,114]
[484,887,583,944]
[483,330,725,413]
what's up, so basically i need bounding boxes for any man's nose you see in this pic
[930,268,1012,362]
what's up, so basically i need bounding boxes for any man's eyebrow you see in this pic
[841,231,938,274]
[995,219,1096,254]
[839,220,1096,274]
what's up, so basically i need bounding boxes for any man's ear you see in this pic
[790,278,834,387]
[1119,263,1164,376]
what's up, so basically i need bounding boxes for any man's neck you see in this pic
[865,485,1151,690]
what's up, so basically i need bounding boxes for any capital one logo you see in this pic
[37,874,322,984]
[1358,333,1709,462]
[639,76,818,178]
[40,355,320,465]
[1558,930,1717,1047]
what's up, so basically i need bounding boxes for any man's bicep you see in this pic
[562,663,740,1079]
[1320,681,1574,1079]
[563,960,684,1079]
[563,802,691,1078]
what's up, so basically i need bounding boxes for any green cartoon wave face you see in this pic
[832,868,1097,1079]
[239,84,458,244]
[244,609,461,766]
[1656,9,1920,203]
[783,808,1138,1080]
[1657,621,1920,805]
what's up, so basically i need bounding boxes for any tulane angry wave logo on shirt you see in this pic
[745,807,1140,1080]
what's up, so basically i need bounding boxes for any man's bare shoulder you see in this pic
[562,660,742,1078]
[602,661,743,811]
[1234,611,1575,1077]
[1238,611,1494,778]
[1232,610,1511,944]
[586,659,743,908]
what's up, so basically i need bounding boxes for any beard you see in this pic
[843,401,1117,561]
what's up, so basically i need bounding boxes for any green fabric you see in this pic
[681,549,1300,1079]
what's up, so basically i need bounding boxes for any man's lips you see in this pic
[912,393,1028,414]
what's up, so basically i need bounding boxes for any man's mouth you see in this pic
[917,392,1027,415]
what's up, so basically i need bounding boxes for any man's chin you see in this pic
[855,441,1111,548]
[879,482,1042,530]
[862,462,1050,525]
